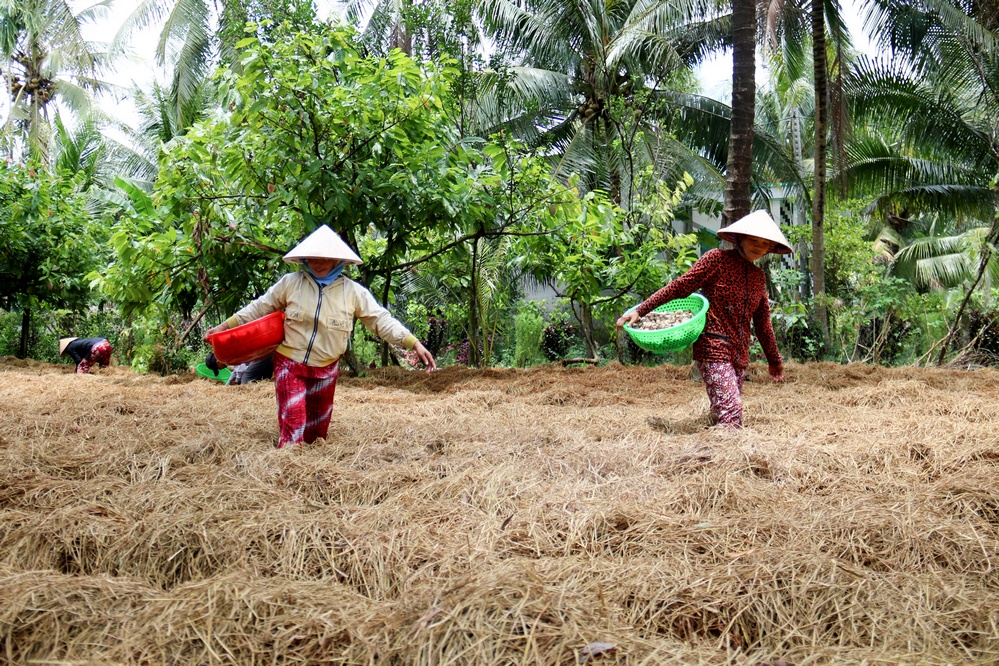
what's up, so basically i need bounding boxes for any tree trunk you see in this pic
[790,108,811,300]
[467,237,482,367]
[811,0,830,345]
[578,301,599,360]
[723,0,757,226]
[935,214,999,365]
[342,324,365,377]
[380,271,393,367]
[18,307,30,359]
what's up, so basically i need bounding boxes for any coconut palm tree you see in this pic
[0,0,108,162]
[108,0,212,125]
[847,12,997,222]
[475,0,803,222]
[846,0,999,360]
[476,0,728,201]
[725,0,756,224]
[760,0,854,341]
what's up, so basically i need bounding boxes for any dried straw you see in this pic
[1,358,998,664]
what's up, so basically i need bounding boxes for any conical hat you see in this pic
[717,210,793,255]
[59,337,78,355]
[283,225,363,265]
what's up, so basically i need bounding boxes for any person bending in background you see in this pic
[59,337,113,374]
[616,211,791,429]
[204,352,275,385]
[225,354,275,385]
[204,225,436,449]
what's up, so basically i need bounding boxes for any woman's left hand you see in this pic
[768,364,784,383]
[413,341,437,373]
[204,321,230,342]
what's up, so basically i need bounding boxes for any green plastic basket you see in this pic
[196,363,231,382]
[623,293,709,354]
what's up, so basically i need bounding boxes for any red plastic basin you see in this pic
[209,312,286,365]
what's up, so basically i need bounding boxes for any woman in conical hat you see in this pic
[205,225,436,449]
[616,210,791,429]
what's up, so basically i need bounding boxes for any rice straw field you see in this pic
[1,357,998,664]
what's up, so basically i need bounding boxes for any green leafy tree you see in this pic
[94,25,566,365]
[516,173,695,359]
[0,162,100,357]
[390,136,581,367]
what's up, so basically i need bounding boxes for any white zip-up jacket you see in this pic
[225,272,417,367]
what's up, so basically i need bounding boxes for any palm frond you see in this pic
[848,58,995,166]
[893,235,973,290]
[169,16,213,122]
[109,0,168,60]
[550,121,598,182]
[155,0,209,69]
[865,0,998,63]
[47,79,92,116]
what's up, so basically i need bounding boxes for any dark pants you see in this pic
[227,355,274,384]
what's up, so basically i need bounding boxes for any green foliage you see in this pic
[95,24,570,370]
[0,163,99,309]
[781,200,924,362]
[515,174,695,358]
[0,310,62,361]
[0,162,103,356]
[119,311,209,375]
[220,24,463,263]
[402,301,431,341]
[473,0,803,215]
[771,301,826,362]
[513,304,544,368]
[220,0,317,61]
[969,298,999,360]
[95,24,463,332]
[540,303,579,361]
[824,204,884,295]
[826,276,914,363]
[131,343,192,376]
[845,3,999,228]
[350,321,381,369]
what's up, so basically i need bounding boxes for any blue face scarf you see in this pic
[305,261,344,287]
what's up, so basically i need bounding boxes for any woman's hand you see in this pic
[203,322,230,343]
[769,364,784,383]
[616,311,640,329]
[413,341,437,373]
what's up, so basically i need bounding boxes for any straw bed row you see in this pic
[1,358,998,663]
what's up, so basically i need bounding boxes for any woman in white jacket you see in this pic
[205,225,436,448]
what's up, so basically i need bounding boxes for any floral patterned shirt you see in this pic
[637,249,782,370]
